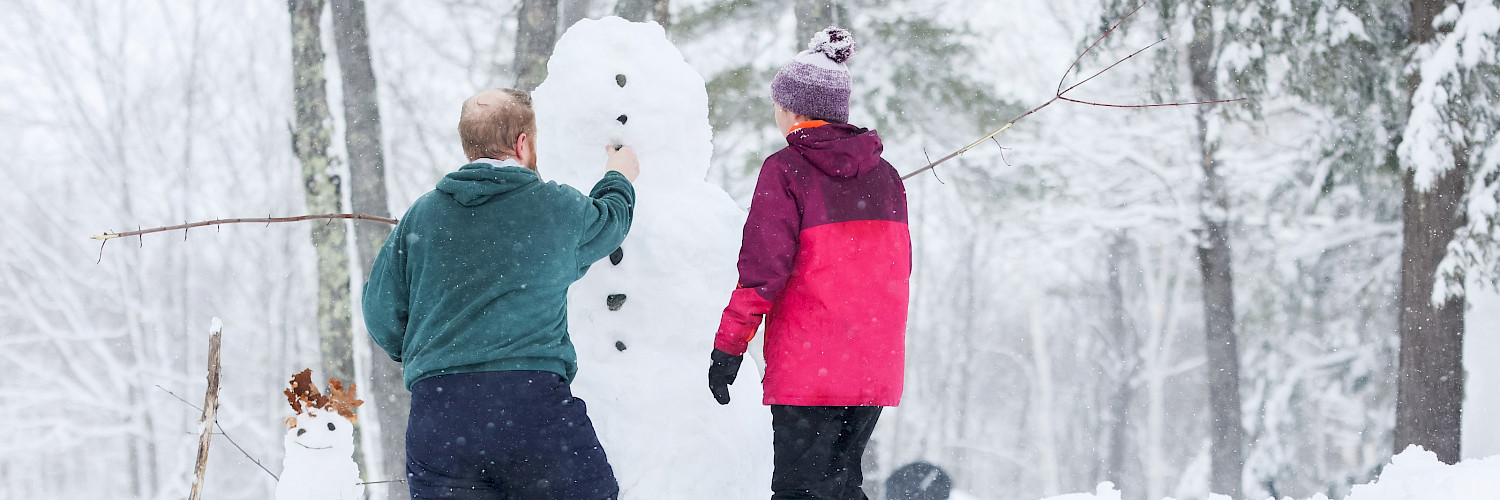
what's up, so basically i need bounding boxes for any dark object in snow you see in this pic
[615,341,627,352]
[809,26,856,64]
[610,247,624,265]
[616,114,628,125]
[885,461,952,500]
[607,294,627,311]
[707,349,742,404]
[615,74,627,87]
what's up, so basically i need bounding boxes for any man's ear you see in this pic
[515,132,532,164]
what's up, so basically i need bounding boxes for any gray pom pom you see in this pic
[808,26,856,64]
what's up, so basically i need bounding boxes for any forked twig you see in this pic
[900,4,1247,181]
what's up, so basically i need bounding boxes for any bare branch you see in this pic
[1060,37,1167,96]
[91,213,397,244]
[157,385,279,481]
[900,4,1248,181]
[1057,2,1146,95]
[1057,95,1248,108]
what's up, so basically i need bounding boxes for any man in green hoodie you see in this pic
[363,88,637,499]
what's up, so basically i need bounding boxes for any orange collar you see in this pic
[788,120,830,134]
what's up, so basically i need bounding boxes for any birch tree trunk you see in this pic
[1394,0,1467,465]
[330,0,404,495]
[1187,4,1244,497]
[514,0,560,91]
[289,0,363,470]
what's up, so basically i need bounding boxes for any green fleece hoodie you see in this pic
[363,160,634,389]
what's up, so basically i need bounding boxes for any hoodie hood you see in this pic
[436,163,539,207]
[786,123,885,178]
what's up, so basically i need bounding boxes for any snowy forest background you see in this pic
[2,0,1498,499]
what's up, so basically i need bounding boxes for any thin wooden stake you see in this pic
[188,318,225,500]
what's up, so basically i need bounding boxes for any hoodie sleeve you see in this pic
[576,171,636,274]
[715,157,800,356]
[363,219,410,363]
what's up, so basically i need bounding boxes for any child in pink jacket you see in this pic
[708,27,911,500]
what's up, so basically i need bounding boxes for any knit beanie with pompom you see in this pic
[771,26,856,123]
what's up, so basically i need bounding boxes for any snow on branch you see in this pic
[900,4,1247,181]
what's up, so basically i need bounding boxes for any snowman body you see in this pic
[533,16,773,499]
[275,410,364,500]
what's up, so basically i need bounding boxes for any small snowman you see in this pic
[533,17,773,499]
[275,369,365,500]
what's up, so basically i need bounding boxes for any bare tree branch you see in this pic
[900,4,1248,181]
[91,213,397,242]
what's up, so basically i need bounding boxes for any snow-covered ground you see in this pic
[1035,447,1500,500]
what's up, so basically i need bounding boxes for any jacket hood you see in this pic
[786,123,885,178]
[436,163,539,207]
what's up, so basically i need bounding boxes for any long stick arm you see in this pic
[896,4,1246,182]
[91,213,398,241]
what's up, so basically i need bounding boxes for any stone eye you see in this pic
[616,74,627,87]
[617,115,628,125]
[327,422,336,431]
[297,428,307,436]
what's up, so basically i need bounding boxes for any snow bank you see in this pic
[1036,448,1500,500]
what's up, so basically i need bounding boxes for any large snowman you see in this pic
[533,16,773,498]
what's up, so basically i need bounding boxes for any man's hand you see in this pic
[605,145,639,182]
[708,349,743,405]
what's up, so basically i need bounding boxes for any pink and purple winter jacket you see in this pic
[715,122,911,407]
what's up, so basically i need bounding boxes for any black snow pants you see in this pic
[770,405,883,500]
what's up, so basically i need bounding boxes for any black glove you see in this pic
[708,349,744,405]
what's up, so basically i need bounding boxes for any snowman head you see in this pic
[534,16,713,191]
[281,369,362,457]
[283,409,355,456]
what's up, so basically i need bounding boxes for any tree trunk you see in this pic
[1395,0,1466,465]
[614,0,669,31]
[289,0,362,472]
[329,0,405,495]
[794,0,835,46]
[652,0,671,33]
[1104,233,1135,487]
[614,0,651,21]
[1187,3,1244,497]
[562,0,593,29]
[514,0,560,91]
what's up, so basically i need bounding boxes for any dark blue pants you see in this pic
[406,371,618,499]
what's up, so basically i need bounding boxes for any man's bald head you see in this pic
[458,88,536,165]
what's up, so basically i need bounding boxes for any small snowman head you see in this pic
[281,369,362,456]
